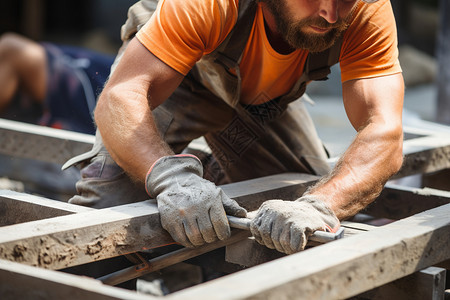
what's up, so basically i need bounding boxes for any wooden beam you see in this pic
[0,173,317,269]
[220,173,318,211]
[0,259,152,300]
[355,267,447,300]
[0,200,171,270]
[394,133,450,179]
[363,183,450,220]
[163,204,450,300]
[0,118,94,165]
[225,221,373,267]
[2,117,450,180]
[2,171,449,271]
[0,190,93,226]
[2,203,448,299]
[1,171,449,272]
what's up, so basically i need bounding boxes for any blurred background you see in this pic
[0,0,136,55]
[0,0,445,125]
[0,0,445,119]
[0,0,443,66]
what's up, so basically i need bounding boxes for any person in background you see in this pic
[0,32,114,134]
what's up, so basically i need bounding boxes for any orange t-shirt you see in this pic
[137,0,401,105]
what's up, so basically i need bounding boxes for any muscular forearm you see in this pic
[305,121,403,220]
[95,83,173,182]
[94,38,184,183]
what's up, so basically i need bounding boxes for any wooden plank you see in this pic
[0,190,93,226]
[0,173,317,269]
[394,134,450,179]
[2,171,446,271]
[225,238,285,268]
[0,259,152,300]
[220,173,319,211]
[225,221,373,267]
[0,200,171,270]
[1,171,448,272]
[164,203,450,300]
[0,118,94,165]
[98,230,251,286]
[2,117,450,179]
[435,258,450,269]
[363,183,450,220]
[355,267,447,300]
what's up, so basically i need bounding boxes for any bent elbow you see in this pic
[93,86,114,132]
[392,149,403,175]
[389,128,404,175]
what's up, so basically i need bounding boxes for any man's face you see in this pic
[262,0,357,52]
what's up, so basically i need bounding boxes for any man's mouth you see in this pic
[309,25,331,33]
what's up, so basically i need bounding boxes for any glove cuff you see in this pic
[145,154,203,198]
[295,195,340,233]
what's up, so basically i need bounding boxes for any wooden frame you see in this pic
[1,118,449,299]
[0,186,449,299]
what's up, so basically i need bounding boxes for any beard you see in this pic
[262,0,352,53]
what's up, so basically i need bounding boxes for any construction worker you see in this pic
[64,0,404,255]
[0,32,114,134]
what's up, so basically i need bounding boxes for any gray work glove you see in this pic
[250,196,340,254]
[146,154,247,248]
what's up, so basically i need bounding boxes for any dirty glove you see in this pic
[250,196,340,254]
[146,154,247,248]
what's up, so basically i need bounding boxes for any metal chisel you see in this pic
[227,215,345,244]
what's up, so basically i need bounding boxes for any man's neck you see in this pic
[261,4,296,55]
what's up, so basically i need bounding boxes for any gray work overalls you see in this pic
[63,0,342,208]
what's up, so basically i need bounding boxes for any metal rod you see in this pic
[97,230,251,286]
[227,215,345,243]
[98,216,344,286]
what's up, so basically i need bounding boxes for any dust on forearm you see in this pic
[304,124,403,220]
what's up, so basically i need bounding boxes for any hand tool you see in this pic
[227,215,345,244]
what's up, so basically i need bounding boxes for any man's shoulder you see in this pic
[347,0,393,27]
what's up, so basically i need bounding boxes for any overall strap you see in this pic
[277,35,344,107]
[187,0,257,108]
[305,36,344,81]
[214,0,258,69]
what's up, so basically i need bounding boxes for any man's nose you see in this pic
[318,0,338,24]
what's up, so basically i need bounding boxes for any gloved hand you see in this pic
[146,154,247,248]
[250,196,340,254]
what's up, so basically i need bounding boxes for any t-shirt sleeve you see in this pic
[340,0,402,82]
[136,0,238,75]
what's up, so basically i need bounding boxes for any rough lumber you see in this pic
[225,221,373,267]
[435,259,450,269]
[394,132,450,179]
[2,173,448,271]
[220,172,318,211]
[364,183,450,220]
[0,118,94,165]
[355,267,447,300]
[164,203,450,300]
[323,126,450,179]
[98,230,251,286]
[0,173,317,269]
[2,118,450,180]
[0,200,170,270]
[0,190,93,226]
[0,259,152,300]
